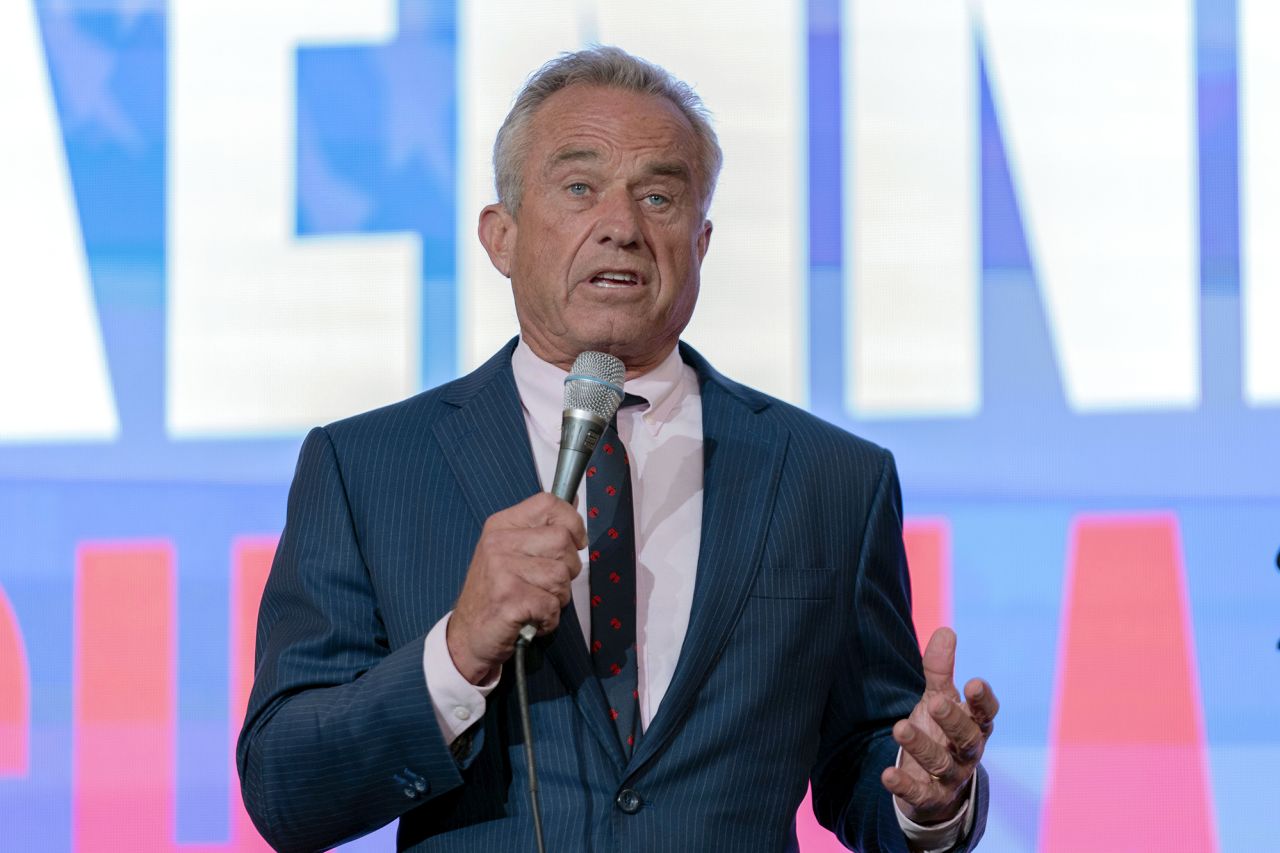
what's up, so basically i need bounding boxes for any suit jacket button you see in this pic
[403,787,417,799]
[615,788,643,814]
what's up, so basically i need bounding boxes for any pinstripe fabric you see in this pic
[237,339,988,852]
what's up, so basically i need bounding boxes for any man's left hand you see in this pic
[881,627,999,825]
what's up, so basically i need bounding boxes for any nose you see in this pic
[594,190,642,249]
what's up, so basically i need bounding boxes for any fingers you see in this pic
[497,492,587,549]
[964,678,999,736]
[893,720,959,784]
[880,759,968,822]
[921,627,959,698]
[885,690,984,824]
[516,556,576,608]
[880,764,931,808]
[450,493,589,678]
[469,543,576,615]
[929,695,985,764]
[888,632,999,825]
[515,586,565,635]
[496,523,582,568]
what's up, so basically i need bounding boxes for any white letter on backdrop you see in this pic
[0,1,119,442]
[168,0,420,436]
[844,0,1198,416]
[1239,0,1280,406]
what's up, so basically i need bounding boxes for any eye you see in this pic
[645,193,670,207]
[567,182,589,196]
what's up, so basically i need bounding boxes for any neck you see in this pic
[520,334,677,381]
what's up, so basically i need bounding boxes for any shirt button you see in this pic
[453,706,471,721]
[615,788,644,814]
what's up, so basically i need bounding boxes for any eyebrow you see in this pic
[643,161,690,182]
[546,149,692,183]
[549,148,602,167]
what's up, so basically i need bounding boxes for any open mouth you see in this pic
[590,271,641,289]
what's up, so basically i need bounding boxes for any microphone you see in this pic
[519,351,625,645]
[550,351,626,503]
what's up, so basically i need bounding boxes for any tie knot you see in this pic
[608,393,647,431]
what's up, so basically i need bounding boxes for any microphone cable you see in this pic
[515,624,546,853]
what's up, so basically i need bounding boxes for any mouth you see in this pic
[588,270,643,289]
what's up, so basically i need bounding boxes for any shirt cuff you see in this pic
[422,611,499,745]
[892,747,978,853]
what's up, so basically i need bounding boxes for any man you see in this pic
[238,46,997,852]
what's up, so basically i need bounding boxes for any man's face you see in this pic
[479,84,713,376]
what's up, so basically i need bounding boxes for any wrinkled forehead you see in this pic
[525,84,702,175]
[544,145,694,184]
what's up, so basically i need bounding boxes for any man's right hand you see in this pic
[447,492,586,685]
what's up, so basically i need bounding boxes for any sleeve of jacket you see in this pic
[236,426,472,852]
[808,449,989,852]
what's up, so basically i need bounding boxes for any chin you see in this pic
[563,317,678,366]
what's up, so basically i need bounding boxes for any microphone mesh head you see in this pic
[563,351,625,420]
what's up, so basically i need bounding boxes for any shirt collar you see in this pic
[511,338,693,444]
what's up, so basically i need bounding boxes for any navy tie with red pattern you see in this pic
[586,396,644,756]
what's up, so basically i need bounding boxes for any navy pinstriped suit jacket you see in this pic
[237,339,989,852]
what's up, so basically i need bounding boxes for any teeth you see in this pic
[596,272,637,283]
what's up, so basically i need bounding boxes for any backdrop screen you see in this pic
[1,1,1276,851]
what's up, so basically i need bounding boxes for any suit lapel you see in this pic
[433,354,541,523]
[629,361,788,773]
[432,345,626,770]
[541,602,627,770]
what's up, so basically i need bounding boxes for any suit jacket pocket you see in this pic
[748,567,836,600]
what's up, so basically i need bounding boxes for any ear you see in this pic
[478,203,517,277]
[696,219,713,264]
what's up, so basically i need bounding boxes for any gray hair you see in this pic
[493,46,723,214]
